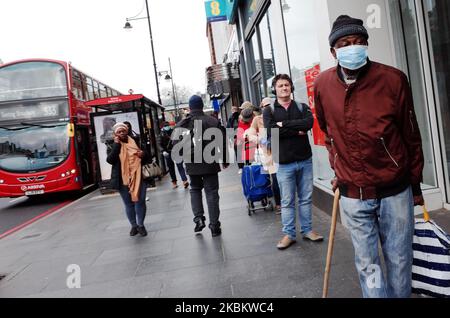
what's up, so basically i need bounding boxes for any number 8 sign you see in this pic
[211,1,221,15]
[205,0,228,22]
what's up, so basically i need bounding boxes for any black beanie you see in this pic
[329,15,369,47]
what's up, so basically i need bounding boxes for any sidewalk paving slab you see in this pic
[3,166,446,298]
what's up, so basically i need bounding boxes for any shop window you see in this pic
[251,33,262,74]
[242,0,260,30]
[258,13,277,93]
[388,0,437,188]
[248,6,279,101]
[282,0,332,186]
[283,0,321,100]
[423,0,450,197]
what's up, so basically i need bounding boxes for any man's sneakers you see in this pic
[209,222,222,237]
[277,235,296,250]
[303,231,324,242]
[238,169,243,175]
[194,219,206,233]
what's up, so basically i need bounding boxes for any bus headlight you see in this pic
[71,169,76,174]
[67,123,74,138]
[0,179,4,184]
[61,173,66,178]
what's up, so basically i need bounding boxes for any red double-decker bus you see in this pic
[0,58,123,197]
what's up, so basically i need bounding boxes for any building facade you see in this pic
[205,18,243,125]
[221,0,450,212]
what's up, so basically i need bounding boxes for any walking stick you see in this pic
[322,188,340,298]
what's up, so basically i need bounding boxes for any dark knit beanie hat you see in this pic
[189,95,204,110]
[329,15,369,47]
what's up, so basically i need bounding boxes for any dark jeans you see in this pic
[189,174,220,226]
[271,173,281,206]
[118,181,147,227]
[165,154,187,182]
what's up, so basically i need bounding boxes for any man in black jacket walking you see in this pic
[174,95,228,237]
[263,74,323,250]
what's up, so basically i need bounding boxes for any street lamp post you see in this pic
[158,57,180,121]
[168,58,179,120]
[124,0,162,105]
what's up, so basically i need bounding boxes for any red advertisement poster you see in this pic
[305,64,325,146]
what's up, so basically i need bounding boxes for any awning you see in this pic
[85,94,163,112]
[85,94,144,106]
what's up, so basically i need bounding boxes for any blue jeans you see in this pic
[166,154,187,182]
[118,181,147,227]
[276,158,313,239]
[340,186,414,298]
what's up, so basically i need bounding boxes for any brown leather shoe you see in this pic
[303,231,324,242]
[276,235,296,250]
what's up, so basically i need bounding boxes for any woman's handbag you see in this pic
[142,159,162,180]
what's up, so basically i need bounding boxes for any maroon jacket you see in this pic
[314,61,424,199]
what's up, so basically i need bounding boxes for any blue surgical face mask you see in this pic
[163,126,171,132]
[335,45,368,70]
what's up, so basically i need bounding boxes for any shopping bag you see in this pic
[412,206,450,298]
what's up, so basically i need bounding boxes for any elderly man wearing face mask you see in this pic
[314,15,425,298]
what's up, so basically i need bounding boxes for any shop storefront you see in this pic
[229,0,450,211]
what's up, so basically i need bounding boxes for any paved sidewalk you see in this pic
[2,166,444,298]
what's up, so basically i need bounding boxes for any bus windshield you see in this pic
[0,61,67,102]
[0,124,70,173]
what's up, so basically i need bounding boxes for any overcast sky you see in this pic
[0,0,211,102]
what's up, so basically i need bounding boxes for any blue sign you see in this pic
[212,99,220,112]
[205,0,228,22]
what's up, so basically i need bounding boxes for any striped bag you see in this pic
[412,206,450,298]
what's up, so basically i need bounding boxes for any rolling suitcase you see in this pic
[241,164,274,215]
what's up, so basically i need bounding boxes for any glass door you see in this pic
[422,0,450,203]
[388,0,438,191]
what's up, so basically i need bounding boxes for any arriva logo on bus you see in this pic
[21,184,45,192]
